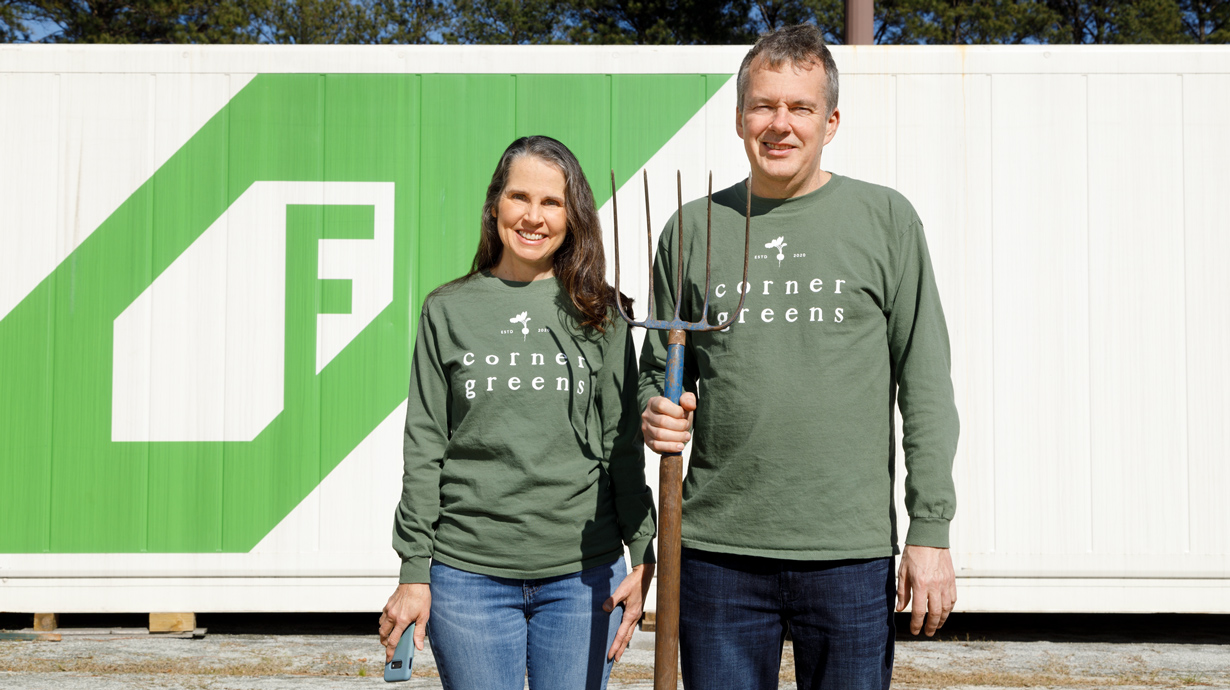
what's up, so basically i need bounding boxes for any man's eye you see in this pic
[544,199,562,207]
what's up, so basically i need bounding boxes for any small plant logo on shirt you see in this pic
[755,235,804,266]
[510,311,532,340]
[765,236,788,266]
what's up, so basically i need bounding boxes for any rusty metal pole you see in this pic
[845,0,874,45]
[610,170,752,690]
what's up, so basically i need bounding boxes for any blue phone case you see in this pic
[384,622,415,682]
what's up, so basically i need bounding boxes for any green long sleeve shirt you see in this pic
[638,175,959,560]
[394,273,656,583]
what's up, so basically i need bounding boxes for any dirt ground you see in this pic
[1,613,1226,689]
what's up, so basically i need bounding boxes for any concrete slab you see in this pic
[1,616,1226,689]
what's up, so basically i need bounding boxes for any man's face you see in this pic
[736,57,840,199]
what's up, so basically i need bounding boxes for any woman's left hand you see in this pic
[603,562,655,662]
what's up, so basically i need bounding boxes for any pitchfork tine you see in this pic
[699,172,713,321]
[644,171,654,324]
[674,172,684,321]
[610,170,631,325]
[608,170,751,333]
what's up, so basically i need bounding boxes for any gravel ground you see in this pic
[1,614,1227,689]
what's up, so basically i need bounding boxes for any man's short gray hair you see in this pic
[736,24,839,118]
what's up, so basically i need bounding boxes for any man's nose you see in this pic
[769,106,791,132]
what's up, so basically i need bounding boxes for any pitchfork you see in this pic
[609,170,751,690]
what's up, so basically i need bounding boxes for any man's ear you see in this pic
[735,105,744,140]
[823,107,840,146]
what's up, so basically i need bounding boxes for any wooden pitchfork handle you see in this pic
[654,326,687,689]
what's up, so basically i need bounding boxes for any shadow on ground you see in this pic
[1,612,380,636]
[893,613,1229,645]
[4,611,1226,644]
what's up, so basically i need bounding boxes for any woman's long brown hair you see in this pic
[461,135,633,333]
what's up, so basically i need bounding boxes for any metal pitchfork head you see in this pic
[608,169,752,690]
[610,170,752,335]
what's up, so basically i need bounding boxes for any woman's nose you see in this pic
[525,203,544,224]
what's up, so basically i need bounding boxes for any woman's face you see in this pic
[492,156,568,282]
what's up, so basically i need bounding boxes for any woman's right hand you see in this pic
[379,583,431,663]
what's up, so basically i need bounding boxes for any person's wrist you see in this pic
[904,517,950,549]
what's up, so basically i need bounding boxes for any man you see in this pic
[638,24,959,690]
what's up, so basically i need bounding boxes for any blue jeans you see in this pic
[679,548,895,690]
[428,558,626,690]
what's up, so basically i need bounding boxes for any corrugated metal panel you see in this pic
[1183,75,1230,559]
[822,74,896,187]
[1088,75,1188,561]
[894,74,997,575]
[990,74,1093,559]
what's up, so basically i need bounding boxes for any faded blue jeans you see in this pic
[428,558,626,690]
[679,548,896,690]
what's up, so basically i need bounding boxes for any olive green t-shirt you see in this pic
[639,175,959,559]
[395,273,655,583]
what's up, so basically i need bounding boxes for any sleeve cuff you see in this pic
[627,536,656,567]
[904,517,950,549]
[399,557,431,584]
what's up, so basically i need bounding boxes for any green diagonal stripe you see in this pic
[0,72,731,554]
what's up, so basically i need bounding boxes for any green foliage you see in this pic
[884,0,1062,44]
[869,0,1207,44]
[568,0,756,44]
[252,0,379,43]
[739,0,1212,46]
[1045,0,1185,43]
[7,0,445,43]
[747,0,843,42]
[447,0,567,43]
[4,0,1226,44]
[1180,0,1230,41]
[376,0,446,43]
[2,0,30,40]
[1113,0,1186,42]
[246,0,447,43]
[19,0,260,43]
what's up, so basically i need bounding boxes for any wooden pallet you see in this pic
[149,612,196,633]
[17,627,206,639]
[23,612,201,636]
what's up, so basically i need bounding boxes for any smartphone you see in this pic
[384,622,415,682]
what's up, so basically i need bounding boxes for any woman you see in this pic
[378,136,656,690]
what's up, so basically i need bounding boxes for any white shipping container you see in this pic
[0,45,1227,614]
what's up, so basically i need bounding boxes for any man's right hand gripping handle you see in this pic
[641,393,697,455]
